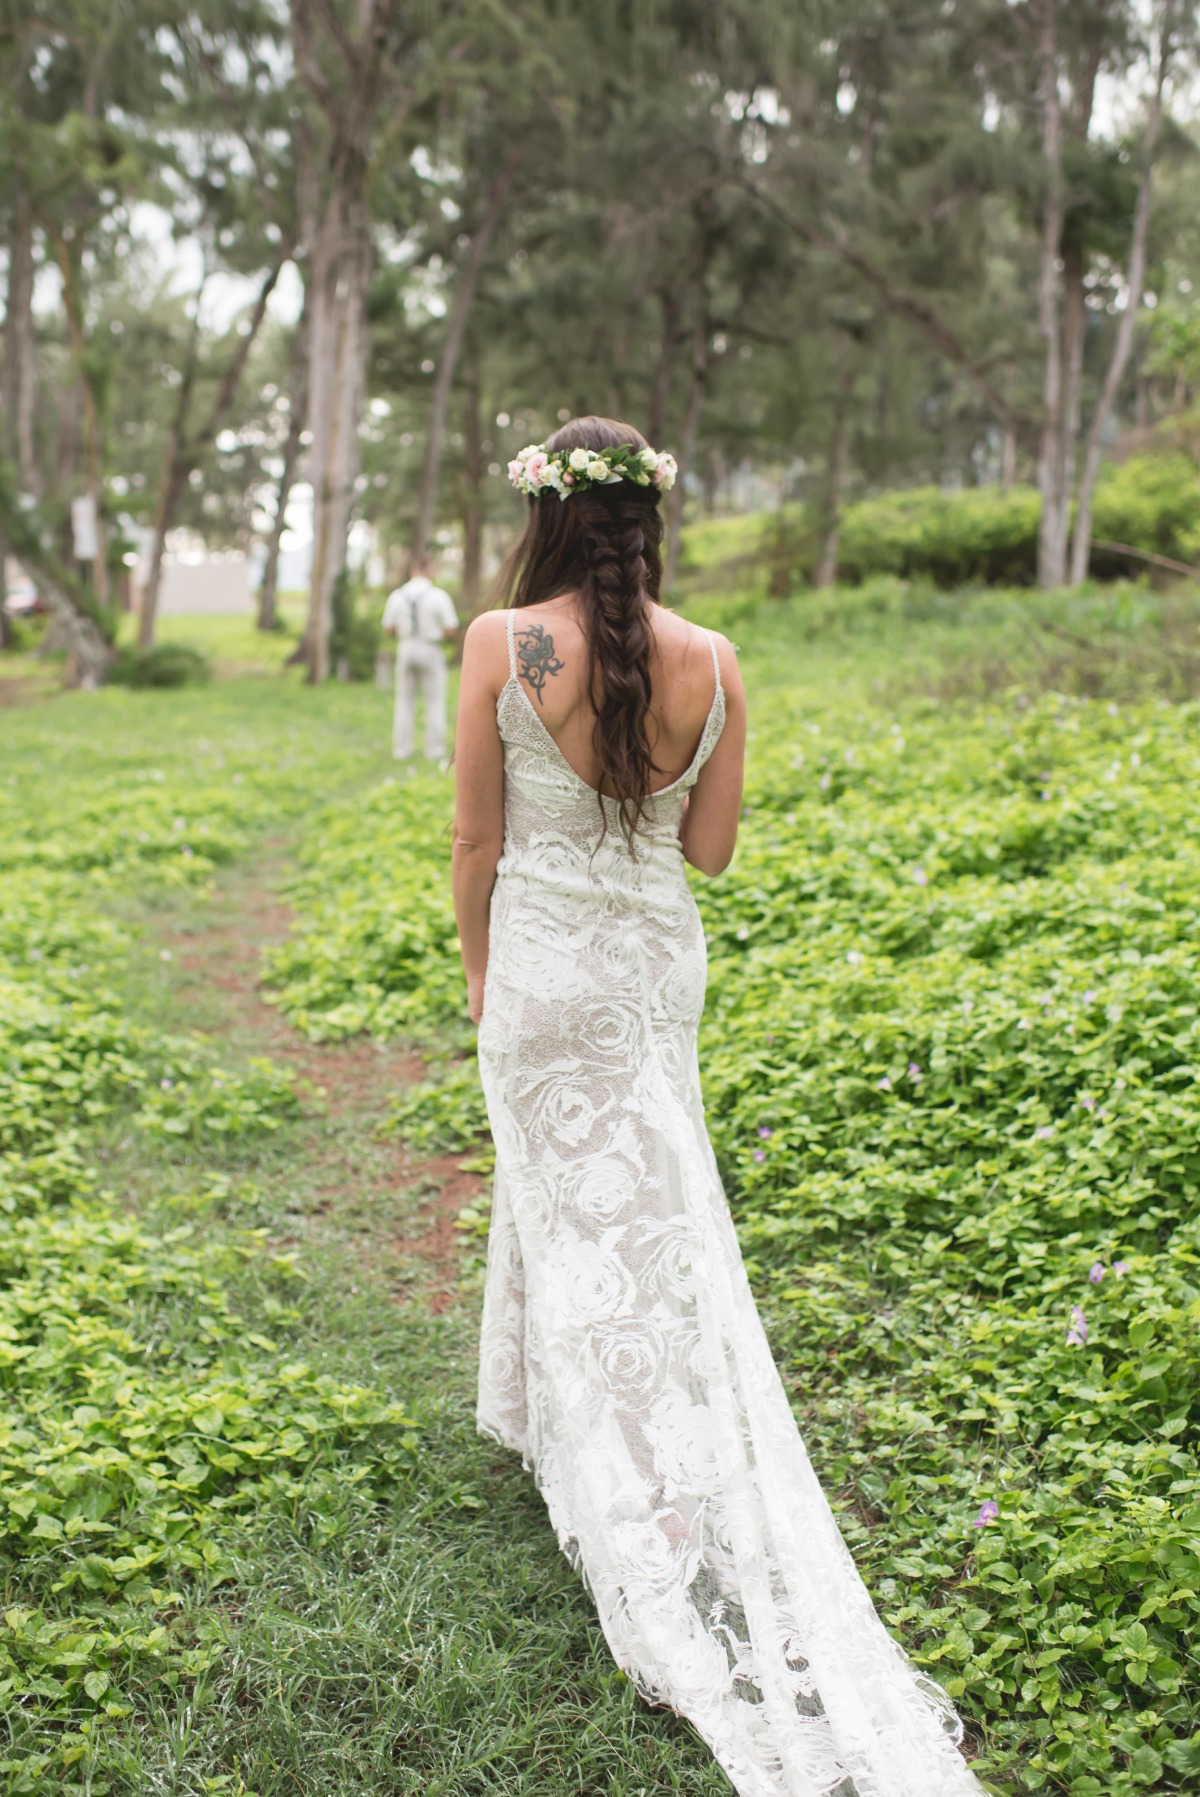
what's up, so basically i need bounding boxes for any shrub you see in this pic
[328,572,382,681]
[108,643,212,688]
[731,453,1200,590]
[1091,451,1200,569]
[837,484,1042,586]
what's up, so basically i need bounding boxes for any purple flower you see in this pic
[818,773,832,791]
[1082,989,1097,1005]
[972,1499,1000,1529]
[912,867,929,888]
[877,1075,892,1091]
[1034,1125,1055,1141]
[1089,1262,1104,1284]
[1065,1305,1088,1347]
[757,1126,772,1140]
[753,1150,766,1164]
[160,1078,174,1090]
[1113,1260,1130,1277]
[907,1061,923,1083]
[1080,1094,1096,1112]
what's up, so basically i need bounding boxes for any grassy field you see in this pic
[2,569,1199,1794]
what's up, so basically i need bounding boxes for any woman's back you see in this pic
[495,595,725,794]
[461,600,745,878]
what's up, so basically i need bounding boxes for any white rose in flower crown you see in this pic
[653,452,678,491]
[640,447,658,471]
[586,458,609,481]
[568,447,590,472]
[517,443,540,463]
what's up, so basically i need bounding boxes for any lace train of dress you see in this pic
[476,611,984,1797]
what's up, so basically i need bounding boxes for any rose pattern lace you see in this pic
[476,610,984,1797]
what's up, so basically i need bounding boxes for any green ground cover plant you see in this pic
[2,676,732,1797]
[266,583,1200,1794]
[0,685,421,1791]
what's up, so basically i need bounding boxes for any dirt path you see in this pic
[157,843,485,1312]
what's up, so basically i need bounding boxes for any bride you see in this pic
[451,416,986,1796]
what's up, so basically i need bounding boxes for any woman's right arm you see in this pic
[452,615,506,1023]
[679,633,746,877]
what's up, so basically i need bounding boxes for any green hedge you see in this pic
[108,643,212,689]
[833,454,1200,587]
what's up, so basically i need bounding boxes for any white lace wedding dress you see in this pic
[476,611,985,1797]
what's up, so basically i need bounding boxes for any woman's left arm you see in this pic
[452,614,506,1024]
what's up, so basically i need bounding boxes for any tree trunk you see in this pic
[647,287,683,446]
[2,172,39,651]
[5,180,38,494]
[663,291,709,591]
[259,298,309,630]
[410,152,520,568]
[138,459,191,647]
[1034,0,1068,589]
[460,361,484,616]
[813,399,853,588]
[1068,5,1173,587]
[138,272,206,647]
[1000,361,1017,485]
[0,475,112,684]
[52,232,109,606]
[305,194,371,683]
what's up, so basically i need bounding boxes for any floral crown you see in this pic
[507,440,677,501]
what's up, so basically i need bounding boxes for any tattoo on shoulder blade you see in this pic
[515,622,565,704]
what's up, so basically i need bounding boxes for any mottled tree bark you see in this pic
[1033,0,1068,589]
[259,300,309,631]
[663,243,712,591]
[460,362,485,616]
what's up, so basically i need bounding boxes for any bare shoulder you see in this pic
[708,628,743,696]
[657,610,742,693]
[463,607,509,645]
[460,608,510,693]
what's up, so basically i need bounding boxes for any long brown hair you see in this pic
[495,415,665,847]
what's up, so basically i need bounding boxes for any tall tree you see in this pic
[291,0,442,683]
[1067,0,1183,582]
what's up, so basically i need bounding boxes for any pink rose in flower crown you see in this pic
[653,452,678,491]
[526,452,549,487]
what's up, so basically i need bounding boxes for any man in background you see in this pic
[381,555,460,762]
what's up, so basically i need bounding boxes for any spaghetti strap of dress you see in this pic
[506,609,518,679]
[705,628,722,699]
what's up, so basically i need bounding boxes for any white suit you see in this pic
[382,576,459,761]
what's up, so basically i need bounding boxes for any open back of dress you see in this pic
[476,611,983,1797]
